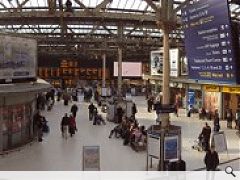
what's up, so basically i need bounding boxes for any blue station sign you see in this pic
[182,0,238,84]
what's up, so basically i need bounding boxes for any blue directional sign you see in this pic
[182,0,238,84]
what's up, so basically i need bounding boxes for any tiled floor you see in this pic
[0,96,239,171]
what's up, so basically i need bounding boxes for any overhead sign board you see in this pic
[0,35,37,82]
[222,87,240,94]
[182,0,238,83]
[203,85,220,92]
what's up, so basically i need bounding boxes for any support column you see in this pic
[219,92,223,120]
[161,27,170,128]
[102,53,106,88]
[118,47,123,98]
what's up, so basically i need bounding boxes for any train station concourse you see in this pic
[0,0,239,177]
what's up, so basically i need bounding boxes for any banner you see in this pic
[170,49,180,77]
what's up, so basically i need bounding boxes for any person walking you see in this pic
[69,114,77,137]
[71,104,78,118]
[63,91,70,106]
[204,147,219,171]
[92,106,98,125]
[200,123,212,151]
[213,109,220,132]
[147,97,153,113]
[88,102,95,121]
[33,111,44,142]
[235,109,240,130]
[116,105,124,124]
[61,113,69,139]
[226,109,233,129]
[57,89,62,101]
[132,103,137,119]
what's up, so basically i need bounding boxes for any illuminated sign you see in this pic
[203,85,220,92]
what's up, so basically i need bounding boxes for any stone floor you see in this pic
[0,96,239,171]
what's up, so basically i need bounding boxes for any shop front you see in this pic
[202,85,240,120]
[222,87,240,120]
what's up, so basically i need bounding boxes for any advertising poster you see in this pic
[148,135,160,159]
[212,132,228,153]
[182,0,237,83]
[113,62,142,77]
[151,49,180,77]
[150,50,163,76]
[188,90,195,108]
[83,146,100,171]
[170,49,180,77]
[180,56,188,75]
[0,35,37,81]
[164,136,179,162]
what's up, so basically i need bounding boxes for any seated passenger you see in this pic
[109,118,127,138]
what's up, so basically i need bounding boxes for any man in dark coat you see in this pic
[88,103,95,121]
[33,111,44,142]
[204,147,219,171]
[61,113,69,139]
[132,103,137,119]
[201,123,211,151]
[71,104,78,118]
[147,98,153,113]
[213,110,220,132]
[116,106,124,123]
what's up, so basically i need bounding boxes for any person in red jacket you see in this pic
[69,114,77,137]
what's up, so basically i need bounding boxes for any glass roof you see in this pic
[0,0,238,46]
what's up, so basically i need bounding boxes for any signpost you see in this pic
[182,0,239,83]
[82,146,100,171]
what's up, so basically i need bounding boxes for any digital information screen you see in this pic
[182,0,238,84]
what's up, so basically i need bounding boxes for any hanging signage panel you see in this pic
[150,50,163,76]
[182,0,238,83]
[0,35,37,81]
[170,49,180,77]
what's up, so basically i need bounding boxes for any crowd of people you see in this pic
[108,116,147,150]
[34,87,239,171]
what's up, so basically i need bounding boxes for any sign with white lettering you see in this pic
[182,0,238,83]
